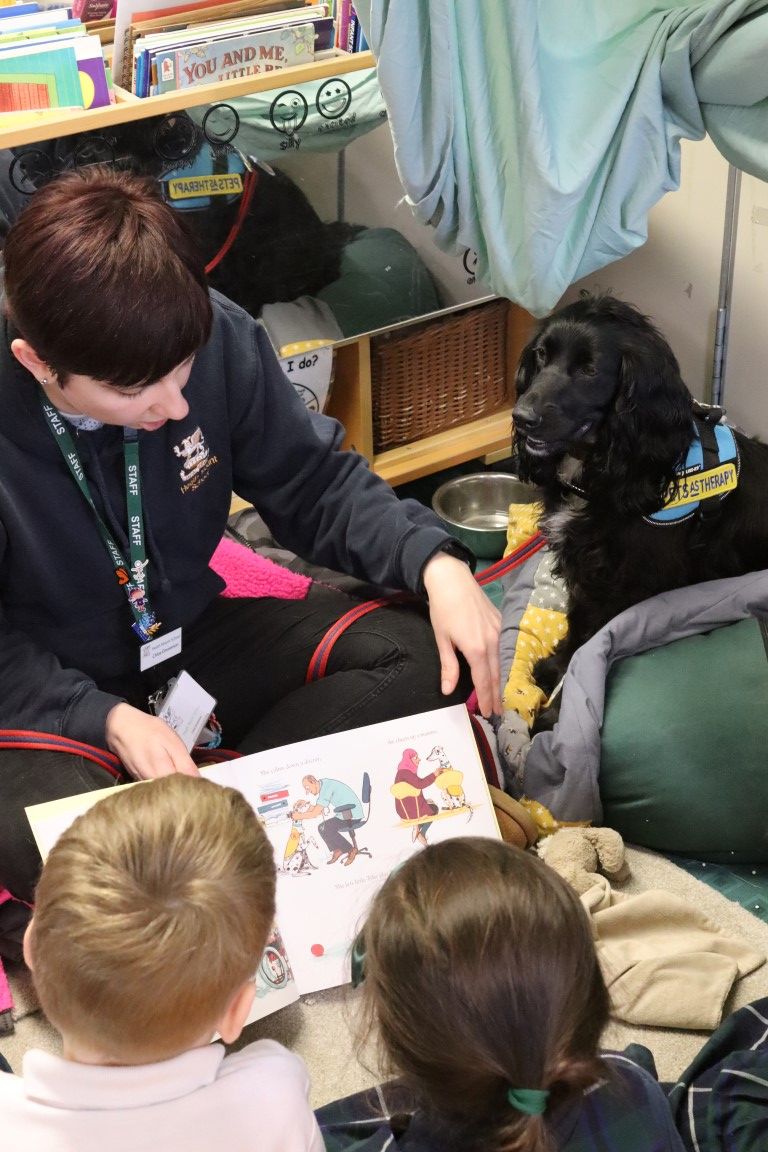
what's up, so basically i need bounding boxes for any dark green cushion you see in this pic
[600,617,768,863]
[316,227,441,338]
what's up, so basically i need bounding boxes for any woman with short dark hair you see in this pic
[0,166,500,917]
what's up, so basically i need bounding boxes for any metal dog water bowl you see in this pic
[431,473,542,560]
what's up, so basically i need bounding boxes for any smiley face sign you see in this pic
[269,89,309,136]
[315,78,352,120]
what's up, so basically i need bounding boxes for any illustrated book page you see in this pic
[202,703,500,996]
[26,703,499,1011]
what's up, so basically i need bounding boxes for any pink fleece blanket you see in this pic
[210,536,311,601]
[0,889,14,1022]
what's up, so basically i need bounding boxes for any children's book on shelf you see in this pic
[333,0,348,49]
[139,6,328,96]
[71,0,116,21]
[70,29,110,104]
[172,22,314,90]
[0,4,111,108]
[0,20,79,46]
[346,2,366,53]
[1,34,111,108]
[0,18,82,38]
[113,0,306,87]
[0,5,73,31]
[0,5,44,18]
[0,37,83,109]
[131,3,329,96]
[26,703,500,1024]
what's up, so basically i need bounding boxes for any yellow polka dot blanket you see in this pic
[498,504,591,836]
[501,504,568,728]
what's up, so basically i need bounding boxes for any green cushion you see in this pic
[316,227,441,338]
[600,617,768,864]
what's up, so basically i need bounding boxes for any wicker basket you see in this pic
[371,299,511,453]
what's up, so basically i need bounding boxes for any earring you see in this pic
[39,378,49,387]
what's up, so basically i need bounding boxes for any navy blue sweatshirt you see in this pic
[0,292,460,745]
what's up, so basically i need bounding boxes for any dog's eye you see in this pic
[533,345,546,365]
[580,364,597,377]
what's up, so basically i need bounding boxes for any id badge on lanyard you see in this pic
[40,393,183,669]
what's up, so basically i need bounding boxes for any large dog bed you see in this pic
[498,552,768,863]
[600,615,768,863]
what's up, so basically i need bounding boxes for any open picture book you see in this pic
[26,703,500,1026]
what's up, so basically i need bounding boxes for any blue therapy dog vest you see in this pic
[646,411,739,525]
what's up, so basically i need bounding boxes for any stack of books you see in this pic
[0,2,112,111]
[130,1,332,97]
[334,0,367,54]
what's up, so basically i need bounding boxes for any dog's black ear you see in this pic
[597,337,692,514]
[615,337,692,434]
[512,325,545,482]
[514,326,543,400]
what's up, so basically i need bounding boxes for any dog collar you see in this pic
[645,412,739,525]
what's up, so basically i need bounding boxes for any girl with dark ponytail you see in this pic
[336,838,683,1152]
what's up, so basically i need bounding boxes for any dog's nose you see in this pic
[512,404,542,433]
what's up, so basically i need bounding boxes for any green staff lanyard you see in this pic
[39,391,162,643]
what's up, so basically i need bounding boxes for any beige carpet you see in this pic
[2,845,767,1108]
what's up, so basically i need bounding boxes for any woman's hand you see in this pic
[105,702,199,780]
[422,552,501,718]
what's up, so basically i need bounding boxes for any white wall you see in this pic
[719,172,768,438]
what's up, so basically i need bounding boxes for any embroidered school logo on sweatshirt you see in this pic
[173,427,218,492]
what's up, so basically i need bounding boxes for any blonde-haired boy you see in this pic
[0,775,323,1152]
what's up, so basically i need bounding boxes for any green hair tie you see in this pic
[507,1087,550,1116]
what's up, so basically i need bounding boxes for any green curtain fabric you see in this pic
[358,1,768,315]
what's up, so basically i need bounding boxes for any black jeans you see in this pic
[0,586,470,902]
[318,816,357,855]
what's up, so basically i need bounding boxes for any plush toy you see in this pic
[536,826,629,894]
[488,786,539,850]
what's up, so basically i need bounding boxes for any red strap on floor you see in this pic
[0,730,241,775]
[475,532,546,585]
[0,731,124,779]
[193,746,242,765]
[305,533,546,681]
[306,596,394,683]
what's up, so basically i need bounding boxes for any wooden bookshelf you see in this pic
[0,47,375,148]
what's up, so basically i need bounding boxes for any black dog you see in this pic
[512,294,768,728]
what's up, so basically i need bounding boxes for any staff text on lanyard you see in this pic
[39,392,162,645]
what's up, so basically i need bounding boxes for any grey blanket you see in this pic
[498,556,768,823]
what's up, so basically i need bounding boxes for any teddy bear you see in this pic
[536,826,630,894]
